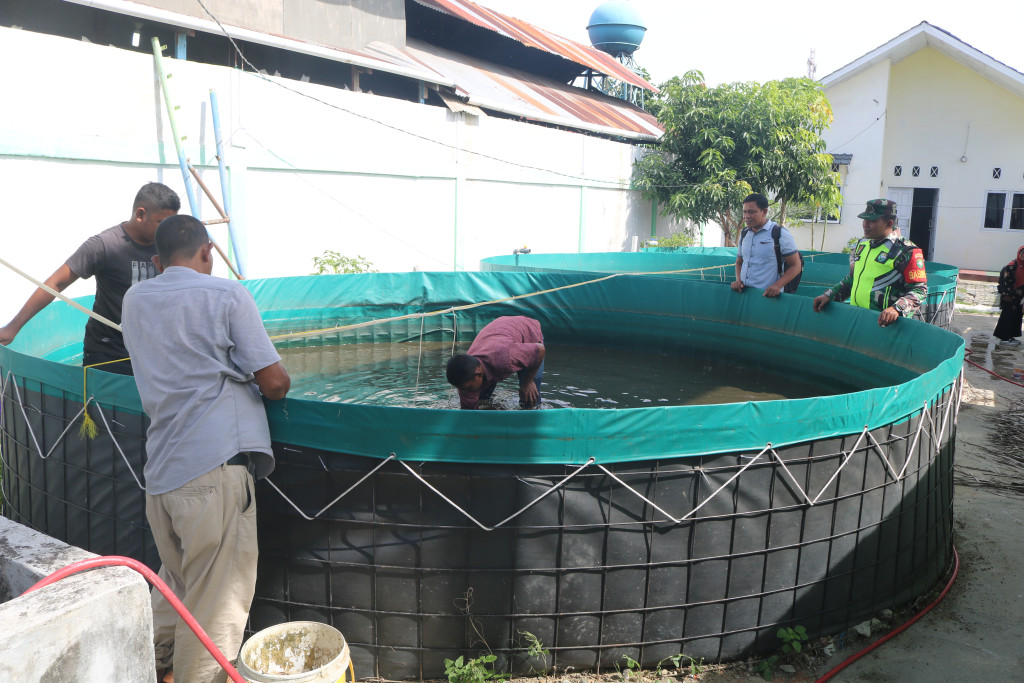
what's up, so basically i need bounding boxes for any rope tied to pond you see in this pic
[266,265,730,344]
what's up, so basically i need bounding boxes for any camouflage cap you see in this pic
[857,198,896,220]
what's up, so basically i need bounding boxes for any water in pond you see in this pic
[279,341,850,409]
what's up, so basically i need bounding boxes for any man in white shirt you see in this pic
[731,193,802,297]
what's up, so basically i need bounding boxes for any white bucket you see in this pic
[237,621,351,683]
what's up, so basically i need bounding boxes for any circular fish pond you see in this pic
[0,271,964,679]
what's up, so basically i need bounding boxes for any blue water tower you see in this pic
[587,1,647,58]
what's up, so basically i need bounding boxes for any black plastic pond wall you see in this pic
[1,383,957,678]
[251,395,956,677]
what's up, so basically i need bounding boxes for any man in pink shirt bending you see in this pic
[446,316,546,409]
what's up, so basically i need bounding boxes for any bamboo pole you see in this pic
[187,166,243,280]
[151,38,241,280]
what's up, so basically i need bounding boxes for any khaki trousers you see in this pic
[147,463,258,683]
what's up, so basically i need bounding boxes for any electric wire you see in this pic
[193,0,633,188]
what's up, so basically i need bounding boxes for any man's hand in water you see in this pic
[519,380,539,408]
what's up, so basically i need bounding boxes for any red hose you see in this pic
[22,555,246,683]
[963,347,1024,388]
[814,546,960,683]
[963,357,1024,388]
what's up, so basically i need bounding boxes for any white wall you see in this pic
[0,26,683,323]
[816,59,892,253]
[885,48,1024,270]
[823,48,1024,271]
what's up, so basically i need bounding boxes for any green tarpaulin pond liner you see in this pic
[0,271,963,679]
[482,251,958,330]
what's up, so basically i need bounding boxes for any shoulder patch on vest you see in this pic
[902,248,927,283]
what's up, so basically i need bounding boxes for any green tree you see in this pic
[634,70,841,246]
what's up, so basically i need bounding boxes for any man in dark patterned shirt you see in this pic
[813,199,928,328]
[0,182,180,373]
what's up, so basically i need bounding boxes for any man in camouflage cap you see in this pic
[812,198,928,327]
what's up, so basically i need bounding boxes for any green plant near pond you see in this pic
[616,652,704,679]
[616,654,642,679]
[646,231,696,249]
[443,654,509,683]
[514,630,550,674]
[311,250,377,274]
[755,625,809,681]
[657,653,704,678]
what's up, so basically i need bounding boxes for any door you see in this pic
[886,187,914,236]
[908,188,938,260]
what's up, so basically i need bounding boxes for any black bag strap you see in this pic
[771,223,784,276]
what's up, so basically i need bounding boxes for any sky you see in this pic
[477,0,1024,87]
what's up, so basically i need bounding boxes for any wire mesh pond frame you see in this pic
[0,272,964,679]
[481,250,959,331]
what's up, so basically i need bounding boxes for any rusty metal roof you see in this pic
[366,39,663,141]
[368,40,663,141]
[410,0,657,93]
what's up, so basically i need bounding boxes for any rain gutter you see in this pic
[63,0,456,87]
[465,93,659,144]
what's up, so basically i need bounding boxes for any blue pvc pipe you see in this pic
[210,89,245,278]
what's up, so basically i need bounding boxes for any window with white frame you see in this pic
[983,191,1024,230]
[790,158,847,223]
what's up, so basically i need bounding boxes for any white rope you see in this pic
[91,399,146,490]
[6,371,88,460]
[683,445,770,520]
[936,380,958,454]
[0,256,121,332]
[398,457,595,531]
[811,428,868,505]
[898,404,930,480]
[1,370,145,487]
[953,370,964,428]
[0,370,960,531]
[865,429,900,482]
[257,402,952,529]
[450,311,458,357]
[262,453,396,521]
[596,464,682,524]
[769,446,815,506]
[414,315,425,398]
[0,371,9,435]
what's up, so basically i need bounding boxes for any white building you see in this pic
[0,0,685,322]
[811,21,1024,271]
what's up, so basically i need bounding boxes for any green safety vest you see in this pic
[850,239,901,310]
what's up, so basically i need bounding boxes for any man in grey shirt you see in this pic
[0,182,179,374]
[731,192,802,297]
[122,214,290,683]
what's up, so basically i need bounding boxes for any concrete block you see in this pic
[0,517,155,682]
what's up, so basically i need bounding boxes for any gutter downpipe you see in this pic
[651,197,657,239]
[151,37,200,217]
[210,89,245,278]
